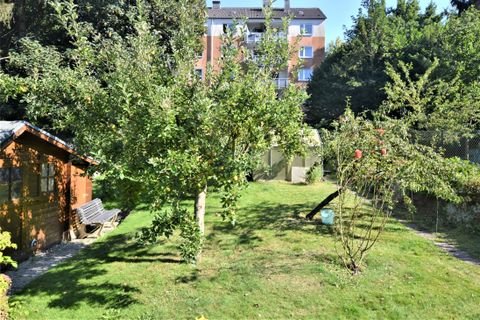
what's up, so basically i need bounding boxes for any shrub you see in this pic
[305,162,323,184]
[0,274,11,319]
[447,157,480,198]
[0,229,17,319]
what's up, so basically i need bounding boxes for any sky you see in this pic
[206,0,453,44]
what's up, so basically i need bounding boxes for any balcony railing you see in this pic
[245,32,287,45]
[246,32,263,44]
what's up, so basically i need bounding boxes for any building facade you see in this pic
[196,0,326,88]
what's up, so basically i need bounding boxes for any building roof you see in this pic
[0,121,94,164]
[207,7,326,20]
[0,121,24,146]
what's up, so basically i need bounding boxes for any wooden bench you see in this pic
[76,199,121,236]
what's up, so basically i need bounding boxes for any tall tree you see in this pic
[0,0,207,121]
[1,0,307,262]
[438,7,480,84]
[305,0,443,126]
[451,0,480,13]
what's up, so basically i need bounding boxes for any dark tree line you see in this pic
[305,0,480,128]
[451,0,480,13]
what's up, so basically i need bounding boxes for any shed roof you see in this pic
[0,121,94,164]
[207,7,326,20]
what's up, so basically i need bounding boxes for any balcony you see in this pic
[245,32,287,46]
[245,32,264,45]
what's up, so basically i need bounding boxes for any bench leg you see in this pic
[87,224,104,238]
[111,213,119,228]
[105,214,119,230]
[97,224,105,237]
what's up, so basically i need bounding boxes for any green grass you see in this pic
[9,182,480,320]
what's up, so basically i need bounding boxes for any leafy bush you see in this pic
[0,230,17,268]
[305,162,323,184]
[322,108,472,273]
[445,158,480,198]
[436,159,480,233]
[0,229,17,319]
[0,274,11,319]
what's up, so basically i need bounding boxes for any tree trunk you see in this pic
[305,188,343,220]
[14,0,26,37]
[194,185,207,235]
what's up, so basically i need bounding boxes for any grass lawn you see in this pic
[9,182,480,320]
[394,202,480,262]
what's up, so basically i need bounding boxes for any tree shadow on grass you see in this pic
[175,250,343,287]
[206,201,334,250]
[11,225,182,310]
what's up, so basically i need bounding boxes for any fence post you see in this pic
[465,138,470,161]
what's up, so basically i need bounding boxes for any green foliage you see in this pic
[445,158,480,196]
[450,0,480,14]
[0,1,13,27]
[315,9,480,263]
[385,62,477,136]
[439,8,480,84]
[322,106,473,272]
[0,229,16,319]
[305,162,323,184]
[0,0,206,122]
[0,229,16,268]
[306,1,480,129]
[0,280,8,320]
[0,1,307,261]
[382,56,480,142]
[306,0,444,125]
[138,204,202,263]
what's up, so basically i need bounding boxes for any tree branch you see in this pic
[305,187,343,220]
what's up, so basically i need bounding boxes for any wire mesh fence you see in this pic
[414,131,480,164]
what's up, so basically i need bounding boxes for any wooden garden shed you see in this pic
[0,121,94,260]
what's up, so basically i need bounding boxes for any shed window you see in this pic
[41,163,55,193]
[0,168,23,201]
[10,168,22,199]
[0,169,9,201]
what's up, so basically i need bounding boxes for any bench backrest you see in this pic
[77,198,105,224]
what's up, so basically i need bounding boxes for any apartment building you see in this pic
[196,0,326,88]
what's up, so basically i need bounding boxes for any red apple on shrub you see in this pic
[355,149,363,159]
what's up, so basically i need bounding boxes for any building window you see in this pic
[300,24,313,37]
[0,167,23,202]
[299,46,313,58]
[223,23,235,34]
[298,68,313,82]
[195,69,203,80]
[40,163,55,193]
[10,168,22,199]
[0,169,10,202]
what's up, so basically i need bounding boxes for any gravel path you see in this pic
[6,238,96,294]
[399,220,480,266]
